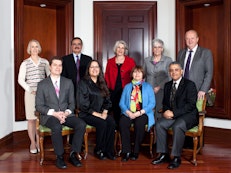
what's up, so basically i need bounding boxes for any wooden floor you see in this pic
[0,127,231,173]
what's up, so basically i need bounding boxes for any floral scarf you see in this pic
[130,79,143,112]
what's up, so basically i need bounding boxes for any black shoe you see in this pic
[56,156,67,169]
[151,153,170,165]
[130,153,139,160]
[167,157,181,169]
[94,150,106,160]
[106,152,116,160]
[69,152,82,167]
[121,153,130,162]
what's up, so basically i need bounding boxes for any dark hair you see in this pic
[130,65,146,79]
[71,37,83,45]
[169,61,183,69]
[85,60,110,97]
[49,56,62,65]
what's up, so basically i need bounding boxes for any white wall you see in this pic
[0,0,230,139]
[0,0,14,138]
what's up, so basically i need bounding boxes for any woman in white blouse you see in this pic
[18,39,50,154]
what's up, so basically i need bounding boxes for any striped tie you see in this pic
[76,55,80,83]
[55,81,59,97]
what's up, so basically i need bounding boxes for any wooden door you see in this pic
[176,0,231,119]
[94,1,157,68]
[14,0,74,121]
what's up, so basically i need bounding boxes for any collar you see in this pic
[188,44,198,52]
[50,76,61,86]
[73,53,81,59]
[173,77,182,89]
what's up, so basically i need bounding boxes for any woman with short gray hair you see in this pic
[143,38,172,120]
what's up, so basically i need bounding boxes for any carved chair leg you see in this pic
[39,136,44,165]
[149,131,154,158]
[192,137,198,166]
[114,130,119,156]
[117,132,122,156]
[199,132,204,154]
[84,132,88,159]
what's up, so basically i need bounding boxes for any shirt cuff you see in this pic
[65,109,72,115]
[47,109,55,115]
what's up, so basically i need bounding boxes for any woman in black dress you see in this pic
[77,60,116,160]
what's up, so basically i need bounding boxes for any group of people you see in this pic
[18,29,213,169]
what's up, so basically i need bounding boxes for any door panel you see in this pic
[94,1,157,68]
[24,5,57,60]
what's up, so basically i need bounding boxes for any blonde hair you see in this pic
[27,39,42,55]
[113,40,128,55]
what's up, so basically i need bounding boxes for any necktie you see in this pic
[76,55,80,82]
[170,82,176,108]
[184,50,193,79]
[54,81,59,97]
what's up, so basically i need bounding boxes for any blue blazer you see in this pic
[119,82,156,130]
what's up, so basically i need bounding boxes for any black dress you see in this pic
[76,78,116,154]
[110,64,123,129]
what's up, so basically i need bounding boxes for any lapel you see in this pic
[72,54,78,73]
[80,54,84,66]
[190,46,201,70]
[175,78,185,98]
[48,76,60,101]
[59,77,64,100]
[166,80,173,101]
[180,49,187,68]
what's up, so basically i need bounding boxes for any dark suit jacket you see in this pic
[35,76,75,125]
[177,46,213,92]
[61,53,92,91]
[163,78,198,129]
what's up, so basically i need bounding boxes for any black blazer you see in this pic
[61,53,92,94]
[163,77,198,129]
[76,78,112,118]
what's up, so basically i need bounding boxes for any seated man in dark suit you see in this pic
[36,56,86,169]
[151,61,198,169]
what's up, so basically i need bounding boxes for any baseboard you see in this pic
[0,133,13,149]
[0,130,28,150]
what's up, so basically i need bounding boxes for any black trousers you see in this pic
[45,116,86,156]
[110,89,123,129]
[80,114,116,154]
[119,114,148,154]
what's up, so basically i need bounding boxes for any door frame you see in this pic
[14,0,74,121]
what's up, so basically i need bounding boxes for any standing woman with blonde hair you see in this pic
[18,39,50,153]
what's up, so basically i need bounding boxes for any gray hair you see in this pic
[27,39,42,55]
[113,40,128,55]
[152,38,164,48]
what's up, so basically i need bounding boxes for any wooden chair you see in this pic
[75,109,118,159]
[167,98,207,166]
[83,125,119,159]
[35,111,74,165]
[82,125,96,159]
[115,124,155,158]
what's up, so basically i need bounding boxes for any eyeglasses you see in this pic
[72,43,82,46]
[90,66,100,69]
[153,46,163,49]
